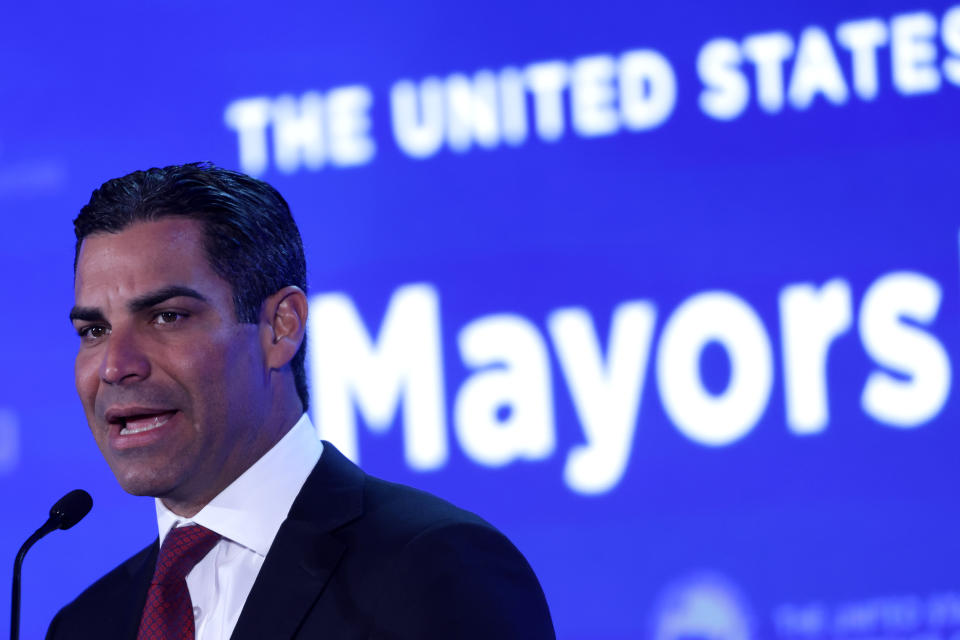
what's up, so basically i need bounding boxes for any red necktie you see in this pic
[136,524,221,640]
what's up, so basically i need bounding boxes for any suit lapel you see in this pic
[230,442,365,640]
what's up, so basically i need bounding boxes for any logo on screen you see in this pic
[650,571,755,640]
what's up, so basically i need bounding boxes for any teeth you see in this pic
[119,413,171,436]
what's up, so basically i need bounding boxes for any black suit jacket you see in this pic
[46,442,555,639]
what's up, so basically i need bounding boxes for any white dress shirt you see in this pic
[155,414,323,640]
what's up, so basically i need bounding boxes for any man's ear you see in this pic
[259,286,308,370]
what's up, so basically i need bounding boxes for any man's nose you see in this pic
[100,326,150,384]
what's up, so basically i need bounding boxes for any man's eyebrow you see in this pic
[69,306,106,323]
[68,286,209,323]
[127,286,209,313]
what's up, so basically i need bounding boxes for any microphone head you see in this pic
[49,489,93,530]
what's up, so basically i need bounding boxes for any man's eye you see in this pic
[154,311,187,325]
[78,325,109,341]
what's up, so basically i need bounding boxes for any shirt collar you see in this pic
[155,413,323,556]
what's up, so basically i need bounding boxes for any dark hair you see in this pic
[74,162,310,410]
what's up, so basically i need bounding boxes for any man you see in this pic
[49,163,555,639]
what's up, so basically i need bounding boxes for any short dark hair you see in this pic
[74,162,310,410]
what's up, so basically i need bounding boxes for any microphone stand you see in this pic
[11,519,59,640]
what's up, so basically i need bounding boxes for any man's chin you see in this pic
[110,467,178,499]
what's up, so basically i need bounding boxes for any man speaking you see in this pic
[49,163,555,639]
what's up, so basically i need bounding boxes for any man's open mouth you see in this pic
[109,410,177,436]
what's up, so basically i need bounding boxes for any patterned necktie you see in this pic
[136,524,221,640]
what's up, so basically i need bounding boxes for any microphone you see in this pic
[46,490,93,531]
[11,490,93,640]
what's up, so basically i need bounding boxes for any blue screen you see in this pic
[2,1,959,638]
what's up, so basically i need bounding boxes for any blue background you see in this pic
[1,1,958,638]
